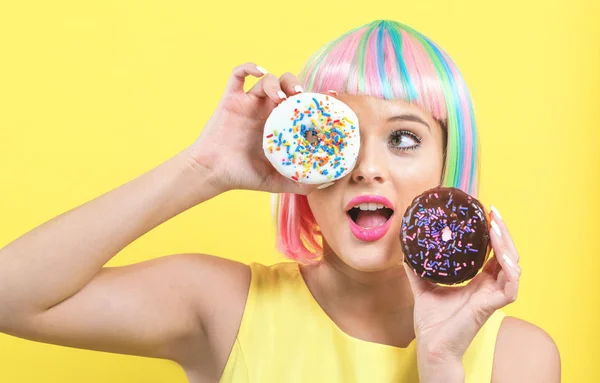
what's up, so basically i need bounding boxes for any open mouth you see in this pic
[344,195,395,242]
[347,203,395,228]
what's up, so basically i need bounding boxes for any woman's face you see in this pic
[306,94,446,271]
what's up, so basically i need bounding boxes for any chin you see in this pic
[335,243,401,272]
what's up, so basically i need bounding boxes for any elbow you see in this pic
[0,307,14,333]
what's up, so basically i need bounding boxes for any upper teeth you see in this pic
[354,203,386,211]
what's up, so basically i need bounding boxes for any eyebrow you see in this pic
[387,114,431,132]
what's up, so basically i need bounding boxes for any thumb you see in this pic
[402,261,435,297]
[277,175,333,195]
[278,178,321,195]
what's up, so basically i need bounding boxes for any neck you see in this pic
[298,244,416,346]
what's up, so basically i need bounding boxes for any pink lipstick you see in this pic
[345,195,395,242]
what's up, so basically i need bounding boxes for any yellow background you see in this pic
[1,1,598,382]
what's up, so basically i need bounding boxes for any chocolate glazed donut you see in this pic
[400,187,491,285]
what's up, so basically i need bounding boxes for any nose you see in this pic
[350,138,388,184]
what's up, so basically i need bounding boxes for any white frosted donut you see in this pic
[262,92,360,185]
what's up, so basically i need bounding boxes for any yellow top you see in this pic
[219,262,506,382]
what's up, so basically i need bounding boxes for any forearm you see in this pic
[0,148,220,323]
[417,346,465,383]
[418,362,465,383]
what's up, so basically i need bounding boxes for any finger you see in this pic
[316,90,341,100]
[481,254,500,277]
[225,62,268,94]
[489,218,520,269]
[489,205,519,262]
[279,72,304,95]
[247,73,288,104]
[402,262,435,298]
[466,255,498,292]
[491,219,520,270]
[490,219,521,280]
[486,271,519,310]
[286,179,336,194]
[279,179,320,195]
[496,251,521,303]
[497,269,507,289]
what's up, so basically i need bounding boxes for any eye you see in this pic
[388,130,422,151]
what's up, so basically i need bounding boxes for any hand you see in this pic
[403,207,521,378]
[183,62,318,195]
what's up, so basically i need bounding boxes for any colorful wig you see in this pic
[271,20,480,264]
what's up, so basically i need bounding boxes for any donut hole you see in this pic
[304,128,319,147]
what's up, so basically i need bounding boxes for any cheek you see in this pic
[306,189,349,249]
[307,192,337,229]
[390,151,444,214]
[390,154,443,187]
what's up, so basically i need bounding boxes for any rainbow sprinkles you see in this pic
[263,92,360,185]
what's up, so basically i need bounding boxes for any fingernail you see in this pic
[256,66,268,75]
[491,220,502,237]
[277,91,287,100]
[317,181,335,189]
[502,254,514,269]
[294,85,303,93]
[327,90,338,95]
[490,205,503,220]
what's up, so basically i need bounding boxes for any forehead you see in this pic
[334,94,437,131]
[335,94,430,118]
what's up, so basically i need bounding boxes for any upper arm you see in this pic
[2,253,250,368]
[492,316,561,383]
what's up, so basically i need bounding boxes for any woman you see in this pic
[0,20,560,382]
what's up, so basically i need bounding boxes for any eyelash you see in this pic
[388,130,423,151]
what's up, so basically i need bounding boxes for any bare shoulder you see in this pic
[174,252,251,295]
[492,316,561,383]
[171,253,251,329]
[175,254,252,372]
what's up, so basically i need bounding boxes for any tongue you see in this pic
[355,210,389,228]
